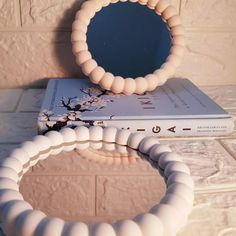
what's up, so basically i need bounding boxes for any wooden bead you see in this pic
[15,210,46,236]
[158,167,165,177]
[111,76,125,94]
[172,36,186,46]
[72,20,87,32]
[168,15,181,28]
[2,124,193,236]
[162,6,177,20]
[0,167,19,183]
[74,126,90,142]
[149,144,172,162]
[147,0,159,10]
[153,69,168,84]
[76,141,90,151]
[115,129,131,145]
[145,74,159,91]
[123,78,136,95]
[45,131,63,155]
[138,0,148,5]
[0,158,22,175]
[127,147,140,158]
[72,41,88,54]
[99,72,115,90]
[134,77,148,94]
[92,0,105,11]
[101,0,110,7]
[90,141,103,150]
[149,203,180,235]
[71,0,183,95]
[166,183,194,205]
[81,59,98,76]
[0,190,23,208]
[90,223,116,236]
[60,128,77,142]
[9,148,30,168]
[134,213,163,236]
[71,31,87,42]
[153,69,168,86]
[60,128,77,152]
[113,220,142,236]
[166,54,182,67]
[116,144,128,154]
[160,193,192,216]
[164,161,191,178]
[139,137,159,154]
[0,178,19,191]
[158,152,183,169]
[21,141,39,159]
[127,133,146,149]
[155,0,169,14]
[167,171,194,190]
[170,45,185,57]
[76,50,92,65]
[1,200,33,236]
[160,62,176,77]
[171,25,185,36]
[103,142,117,153]
[90,67,106,84]
[89,126,103,141]
[33,135,51,160]
[64,222,89,236]
[103,127,118,143]
[39,217,65,236]
[159,195,189,229]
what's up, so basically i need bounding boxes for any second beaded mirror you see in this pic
[71,0,185,95]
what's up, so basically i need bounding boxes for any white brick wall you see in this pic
[0,0,235,88]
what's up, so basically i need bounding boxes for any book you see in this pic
[38,78,234,137]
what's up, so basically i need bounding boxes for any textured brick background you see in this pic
[0,0,236,88]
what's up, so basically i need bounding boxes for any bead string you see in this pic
[0,126,194,236]
[72,0,185,95]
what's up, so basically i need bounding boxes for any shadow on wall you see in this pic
[28,0,84,88]
[54,0,84,79]
[54,1,171,80]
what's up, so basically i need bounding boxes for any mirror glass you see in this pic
[87,2,171,78]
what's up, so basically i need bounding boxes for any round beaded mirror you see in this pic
[71,0,185,95]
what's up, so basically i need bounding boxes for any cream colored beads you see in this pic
[114,220,142,236]
[15,210,47,236]
[0,126,193,236]
[64,222,89,236]
[72,0,185,94]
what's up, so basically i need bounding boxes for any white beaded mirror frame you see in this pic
[71,0,185,95]
[0,126,194,236]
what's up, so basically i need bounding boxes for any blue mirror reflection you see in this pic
[87,2,171,78]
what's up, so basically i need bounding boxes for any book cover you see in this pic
[38,78,234,137]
